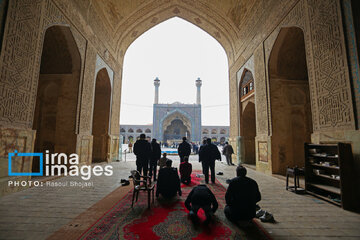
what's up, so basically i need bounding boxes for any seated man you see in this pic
[158,152,169,169]
[180,156,192,185]
[224,165,261,222]
[185,184,218,224]
[156,160,182,199]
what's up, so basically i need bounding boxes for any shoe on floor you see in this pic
[120,179,127,183]
[259,211,274,222]
[256,209,265,218]
[121,180,130,186]
[216,172,223,175]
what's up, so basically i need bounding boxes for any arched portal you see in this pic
[239,69,256,165]
[32,26,81,173]
[92,68,111,163]
[163,119,190,143]
[161,110,192,144]
[269,27,313,175]
[120,15,231,143]
[242,102,256,164]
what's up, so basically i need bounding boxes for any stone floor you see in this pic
[0,153,359,240]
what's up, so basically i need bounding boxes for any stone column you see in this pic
[154,77,160,104]
[196,77,202,105]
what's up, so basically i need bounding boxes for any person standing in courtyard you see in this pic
[199,138,221,184]
[128,141,133,153]
[224,165,261,222]
[222,142,235,166]
[149,138,161,181]
[178,137,191,163]
[133,134,152,176]
[198,139,207,174]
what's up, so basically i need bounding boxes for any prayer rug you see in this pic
[79,172,271,240]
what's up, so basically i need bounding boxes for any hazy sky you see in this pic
[120,17,229,126]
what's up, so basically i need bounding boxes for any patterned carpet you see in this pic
[79,172,271,240]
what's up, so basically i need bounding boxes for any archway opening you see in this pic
[32,26,80,174]
[92,68,111,163]
[269,27,313,175]
[163,119,190,144]
[241,102,256,165]
[120,17,229,146]
[239,69,256,165]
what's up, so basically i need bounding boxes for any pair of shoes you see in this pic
[256,209,265,218]
[120,179,127,183]
[216,172,223,175]
[259,211,274,222]
[121,180,130,186]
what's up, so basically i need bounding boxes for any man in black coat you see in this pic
[185,184,218,224]
[133,134,152,176]
[149,138,161,181]
[199,138,221,184]
[198,139,207,174]
[224,165,261,222]
[222,142,235,166]
[178,137,191,163]
[156,160,182,199]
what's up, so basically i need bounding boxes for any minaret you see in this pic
[195,77,202,105]
[154,77,160,104]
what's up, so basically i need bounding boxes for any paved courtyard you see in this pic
[0,152,359,239]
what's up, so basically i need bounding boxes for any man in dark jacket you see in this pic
[133,134,152,176]
[156,160,182,199]
[178,137,191,163]
[179,156,192,185]
[224,165,261,222]
[198,139,207,174]
[150,138,161,181]
[185,184,218,224]
[199,138,221,184]
[222,142,235,166]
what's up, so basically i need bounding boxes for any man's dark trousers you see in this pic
[136,162,148,176]
[179,155,189,163]
[149,160,157,180]
[202,160,215,183]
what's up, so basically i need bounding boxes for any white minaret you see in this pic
[154,77,160,104]
[195,77,202,105]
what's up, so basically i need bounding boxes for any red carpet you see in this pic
[79,172,271,240]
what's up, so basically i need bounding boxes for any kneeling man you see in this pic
[156,160,182,199]
[224,165,261,222]
[185,184,218,224]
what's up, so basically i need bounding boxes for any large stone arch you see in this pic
[92,68,112,163]
[268,27,313,175]
[115,2,239,65]
[32,25,81,173]
[237,65,256,165]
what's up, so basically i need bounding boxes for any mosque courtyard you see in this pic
[0,152,359,240]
